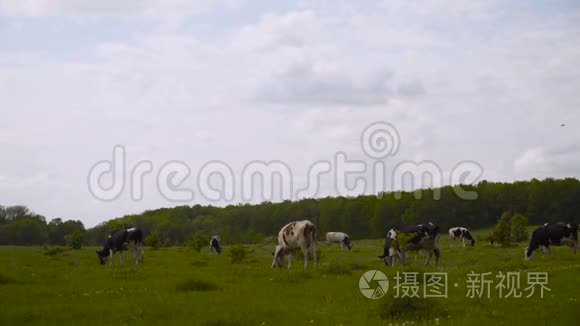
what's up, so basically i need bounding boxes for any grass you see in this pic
[0,228,578,325]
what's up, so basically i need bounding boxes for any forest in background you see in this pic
[1,178,579,246]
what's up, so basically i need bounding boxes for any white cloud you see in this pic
[1,1,580,225]
[514,142,580,179]
[379,0,501,18]
[0,0,238,17]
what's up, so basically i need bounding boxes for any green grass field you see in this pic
[1,230,578,325]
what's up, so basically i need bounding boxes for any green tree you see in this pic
[492,211,513,246]
[510,213,529,242]
[188,232,210,252]
[65,230,83,249]
[48,218,85,245]
[145,231,161,250]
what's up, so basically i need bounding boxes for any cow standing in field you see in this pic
[272,220,318,269]
[96,228,144,265]
[448,227,475,247]
[210,235,222,254]
[525,223,578,260]
[378,223,441,266]
[325,232,352,250]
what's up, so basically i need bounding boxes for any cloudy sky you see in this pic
[1,0,579,227]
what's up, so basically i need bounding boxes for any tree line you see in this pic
[1,178,578,247]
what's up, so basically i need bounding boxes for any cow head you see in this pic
[567,223,578,241]
[463,230,475,246]
[342,237,353,250]
[271,245,285,268]
[378,254,393,266]
[96,249,110,265]
[424,223,440,239]
[211,238,222,254]
[524,247,534,260]
[378,235,397,266]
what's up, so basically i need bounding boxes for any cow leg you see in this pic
[462,238,466,247]
[287,253,293,269]
[302,247,309,269]
[137,243,143,264]
[424,250,432,265]
[312,244,318,268]
[398,251,407,265]
[131,244,137,264]
[562,239,577,255]
[109,249,114,265]
[433,247,441,265]
[130,244,136,264]
[541,245,553,256]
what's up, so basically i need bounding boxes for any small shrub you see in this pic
[0,273,18,285]
[43,246,67,256]
[145,231,161,250]
[511,213,529,242]
[176,279,219,292]
[323,261,351,275]
[350,263,368,271]
[188,232,210,253]
[206,321,243,326]
[490,211,529,245]
[191,259,209,267]
[380,297,447,321]
[65,230,83,250]
[228,245,252,264]
[492,211,513,246]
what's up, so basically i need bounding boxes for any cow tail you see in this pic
[305,223,317,247]
[312,224,317,245]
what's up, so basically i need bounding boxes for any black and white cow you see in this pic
[448,227,475,246]
[325,232,352,250]
[272,220,318,269]
[96,227,144,265]
[525,223,578,260]
[210,235,222,254]
[378,223,441,266]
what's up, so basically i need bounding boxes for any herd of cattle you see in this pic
[96,221,578,268]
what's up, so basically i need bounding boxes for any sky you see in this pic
[1,0,579,227]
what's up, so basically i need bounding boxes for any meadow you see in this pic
[0,229,578,326]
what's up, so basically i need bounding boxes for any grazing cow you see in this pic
[525,223,578,260]
[210,235,222,254]
[325,232,353,250]
[378,223,441,266]
[272,220,318,269]
[96,227,144,265]
[448,227,475,246]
